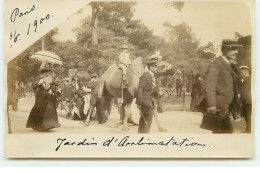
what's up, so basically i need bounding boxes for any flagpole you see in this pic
[41,37,48,69]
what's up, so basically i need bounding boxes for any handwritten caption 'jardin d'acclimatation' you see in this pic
[9,5,53,48]
[55,136,210,151]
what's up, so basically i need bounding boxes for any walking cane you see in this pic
[138,107,148,125]
[61,101,70,113]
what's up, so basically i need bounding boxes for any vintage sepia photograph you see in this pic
[6,0,253,136]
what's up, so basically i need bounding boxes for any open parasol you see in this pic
[31,50,63,66]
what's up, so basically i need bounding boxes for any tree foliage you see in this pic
[8,1,217,86]
[160,22,215,76]
[166,1,185,12]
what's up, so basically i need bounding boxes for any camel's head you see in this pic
[157,61,177,75]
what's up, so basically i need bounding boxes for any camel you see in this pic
[84,57,176,131]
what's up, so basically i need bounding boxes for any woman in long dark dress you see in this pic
[190,74,202,112]
[26,69,60,131]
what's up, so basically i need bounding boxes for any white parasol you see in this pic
[31,50,63,66]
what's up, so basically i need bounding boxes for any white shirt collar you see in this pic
[222,56,230,65]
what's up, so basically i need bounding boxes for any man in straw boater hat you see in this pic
[136,56,160,133]
[118,44,131,86]
[239,65,252,133]
[200,39,241,133]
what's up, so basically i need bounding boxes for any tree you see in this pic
[162,22,200,61]
[160,22,211,75]
[82,2,137,74]
[52,40,91,76]
[74,2,165,73]
[166,1,185,12]
[197,42,217,61]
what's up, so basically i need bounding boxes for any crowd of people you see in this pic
[58,74,98,121]
[7,67,99,131]
[8,81,34,111]
[8,39,252,134]
[135,39,252,134]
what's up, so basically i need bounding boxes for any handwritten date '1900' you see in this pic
[27,13,51,35]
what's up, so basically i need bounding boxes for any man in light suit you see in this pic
[203,39,241,133]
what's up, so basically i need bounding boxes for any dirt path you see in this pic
[8,97,246,134]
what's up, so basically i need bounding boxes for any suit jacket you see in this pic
[241,75,251,104]
[75,87,86,109]
[60,83,76,102]
[136,72,155,108]
[204,56,235,116]
[191,78,201,97]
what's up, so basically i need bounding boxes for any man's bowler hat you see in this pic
[221,39,242,49]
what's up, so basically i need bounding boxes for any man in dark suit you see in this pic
[61,78,77,117]
[136,57,159,133]
[187,70,194,93]
[240,66,252,133]
[203,39,241,133]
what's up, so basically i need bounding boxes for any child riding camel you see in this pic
[118,44,131,86]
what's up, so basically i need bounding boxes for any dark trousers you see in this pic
[243,104,252,133]
[212,118,233,134]
[156,96,164,113]
[190,92,200,111]
[201,113,233,134]
[138,107,153,133]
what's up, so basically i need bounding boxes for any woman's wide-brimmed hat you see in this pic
[146,57,159,65]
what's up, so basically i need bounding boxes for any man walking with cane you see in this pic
[136,56,159,133]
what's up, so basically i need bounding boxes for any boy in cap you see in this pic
[118,44,131,85]
[240,66,251,133]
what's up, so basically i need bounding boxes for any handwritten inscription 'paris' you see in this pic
[10,5,36,22]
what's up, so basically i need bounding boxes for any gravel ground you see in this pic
[8,96,246,134]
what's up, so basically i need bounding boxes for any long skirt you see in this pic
[26,94,60,131]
